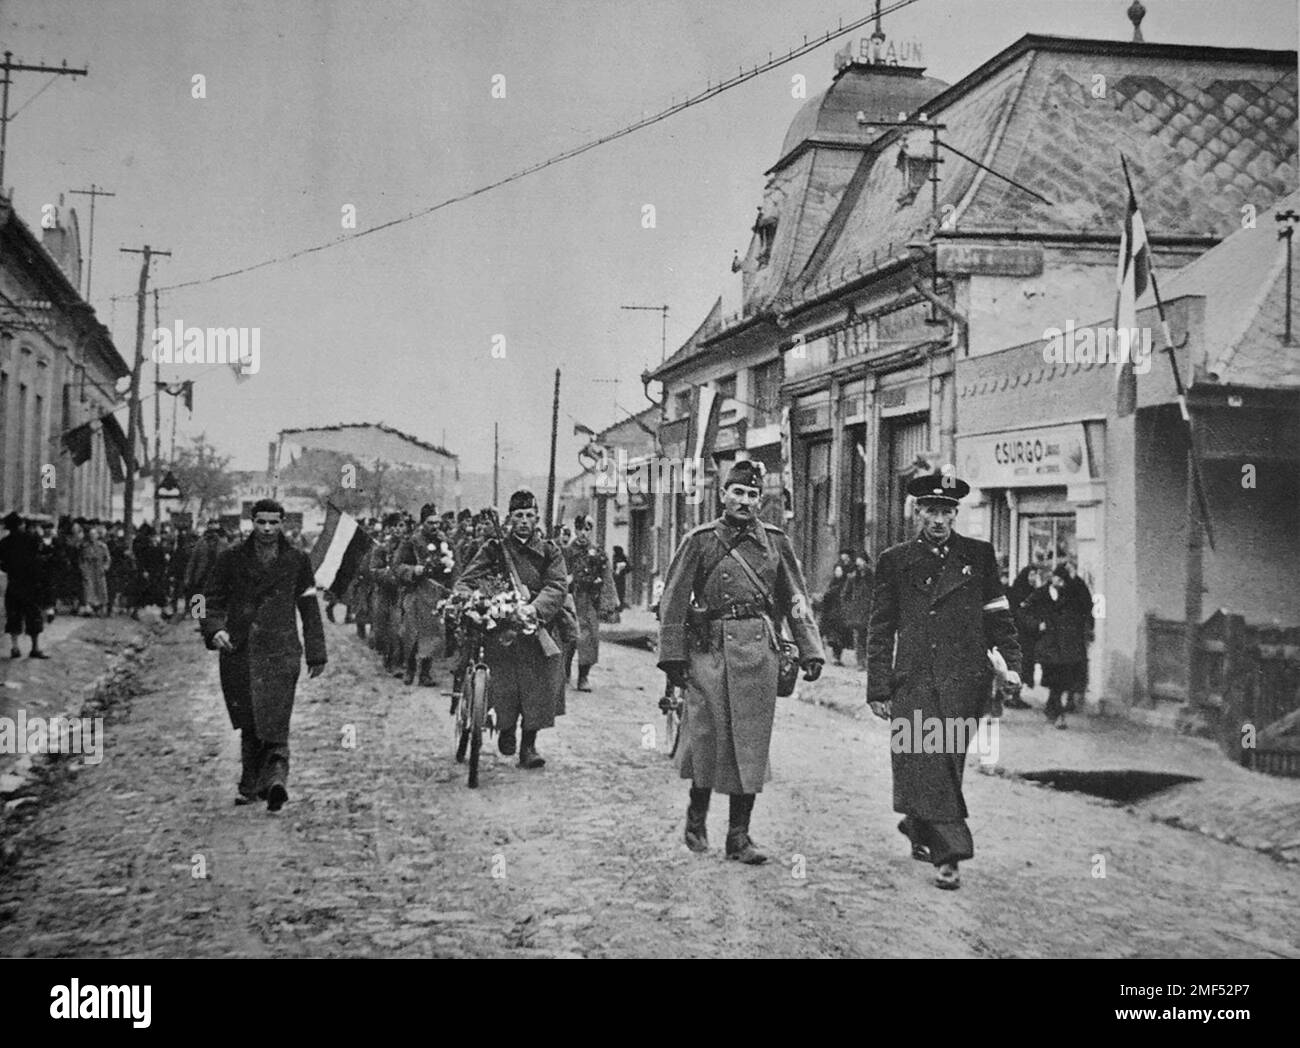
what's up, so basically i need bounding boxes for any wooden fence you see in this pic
[1145,611,1300,777]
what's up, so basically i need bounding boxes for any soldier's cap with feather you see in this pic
[723,459,765,490]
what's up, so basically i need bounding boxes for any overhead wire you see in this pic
[108,0,924,304]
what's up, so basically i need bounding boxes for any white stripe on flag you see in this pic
[315,511,358,590]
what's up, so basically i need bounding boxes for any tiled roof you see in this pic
[793,35,1298,310]
[1162,190,1300,389]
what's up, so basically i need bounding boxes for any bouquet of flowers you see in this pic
[438,580,537,646]
[421,537,456,582]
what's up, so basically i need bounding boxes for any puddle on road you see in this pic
[1020,769,1201,803]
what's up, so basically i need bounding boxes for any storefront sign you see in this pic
[958,423,1090,488]
[878,379,928,418]
[935,244,1044,277]
[713,419,747,452]
[791,391,831,433]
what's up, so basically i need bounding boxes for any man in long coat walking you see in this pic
[657,460,824,864]
[457,490,567,769]
[394,503,455,686]
[866,472,1021,889]
[563,512,609,691]
[202,499,326,812]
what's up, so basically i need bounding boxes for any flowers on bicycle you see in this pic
[439,584,537,635]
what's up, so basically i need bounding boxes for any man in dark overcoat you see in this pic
[202,499,326,811]
[657,460,824,865]
[1,512,49,658]
[457,490,567,769]
[866,472,1021,889]
[395,503,455,686]
[563,512,608,691]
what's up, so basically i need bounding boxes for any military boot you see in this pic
[725,794,767,865]
[518,729,546,769]
[684,787,710,853]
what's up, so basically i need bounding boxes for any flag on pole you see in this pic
[310,504,374,595]
[1115,158,1151,418]
[684,385,721,465]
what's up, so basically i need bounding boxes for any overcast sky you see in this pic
[2,0,1296,478]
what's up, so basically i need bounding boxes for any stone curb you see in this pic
[0,621,166,873]
[795,685,1300,868]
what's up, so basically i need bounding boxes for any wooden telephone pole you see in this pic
[118,244,170,541]
[0,52,87,192]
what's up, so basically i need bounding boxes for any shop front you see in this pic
[956,419,1107,689]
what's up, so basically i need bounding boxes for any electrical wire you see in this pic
[108,0,924,304]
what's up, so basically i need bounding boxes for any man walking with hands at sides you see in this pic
[202,499,326,812]
[656,460,824,865]
[866,472,1021,890]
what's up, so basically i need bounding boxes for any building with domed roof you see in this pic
[646,14,1297,725]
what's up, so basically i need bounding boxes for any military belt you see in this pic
[707,600,766,621]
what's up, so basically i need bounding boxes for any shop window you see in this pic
[752,359,781,427]
[753,209,778,268]
[1022,514,1076,571]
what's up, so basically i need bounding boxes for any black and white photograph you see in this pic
[0,0,1297,1004]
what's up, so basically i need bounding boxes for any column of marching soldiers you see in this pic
[336,504,614,696]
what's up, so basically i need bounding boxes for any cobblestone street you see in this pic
[1,619,1298,958]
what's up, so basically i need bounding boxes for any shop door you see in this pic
[885,414,929,547]
[844,424,867,554]
[1020,514,1077,571]
[801,438,835,589]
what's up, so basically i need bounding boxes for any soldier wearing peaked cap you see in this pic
[866,471,1022,890]
[657,458,825,865]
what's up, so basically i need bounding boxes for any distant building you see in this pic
[0,199,130,520]
[558,405,658,605]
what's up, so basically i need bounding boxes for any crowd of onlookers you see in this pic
[0,512,256,659]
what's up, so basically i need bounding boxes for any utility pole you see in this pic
[152,288,162,526]
[621,304,669,363]
[493,421,499,508]
[118,244,170,541]
[69,184,115,303]
[544,369,560,533]
[0,52,87,193]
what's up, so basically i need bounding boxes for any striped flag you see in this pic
[310,504,373,595]
[684,385,721,465]
[1115,156,1152,417]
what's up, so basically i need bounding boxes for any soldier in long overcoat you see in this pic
[457,490,568,769]
[657,460,824,865]
[369,516,404,675]
[866,473,1021,890]
[394,503,455,685]
[201,499,326,812]
[563,513,609,691]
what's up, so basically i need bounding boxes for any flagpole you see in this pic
[1118,154,1215,551]
[1121,154,1217,712]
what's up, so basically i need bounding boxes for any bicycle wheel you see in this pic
[454,674,471,764]
[466,665,489,788]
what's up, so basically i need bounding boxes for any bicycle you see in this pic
[450,619,496,788]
